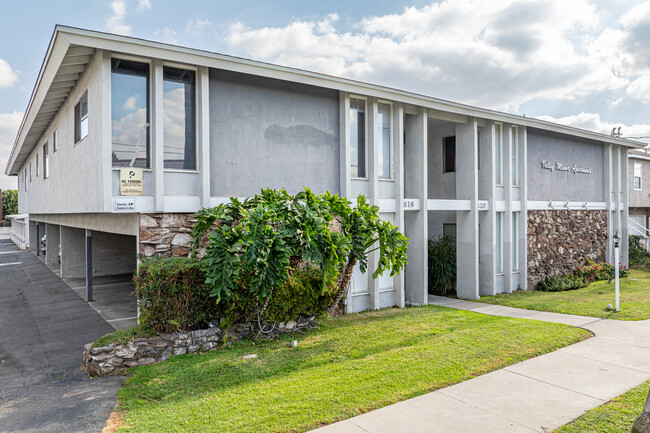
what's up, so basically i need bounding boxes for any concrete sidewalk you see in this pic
[311,296,650,433]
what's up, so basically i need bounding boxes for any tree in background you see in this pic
[2,190,17,220]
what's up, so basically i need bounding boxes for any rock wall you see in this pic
[527,210,607,287]
[139,213,195,258]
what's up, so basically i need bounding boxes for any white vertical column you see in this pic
[613,146,622,261]
[604,143,613,263]
[404,110,428,305]
[393,104,405,308]
[621,146,629,265]
[197,66,211,208]
[339,92,351,199]
[367,98,380,310]
[478,123,496,296]
[503,125,513,293]
[100,51,113,212]
[518,126,528,290]
[151,60,165,212]
[456,119,479,300]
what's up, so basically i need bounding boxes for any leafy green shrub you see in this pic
[428,235,456,296]
[629,235,650,266]
[536,274,589,292]
[573,259,630,282]
[135,257,220,334]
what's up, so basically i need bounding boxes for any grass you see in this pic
[92,325,156,348]
[115,306,590,433]
[554,379,650,432]
[477,268,650,321]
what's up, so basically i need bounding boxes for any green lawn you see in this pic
[115,306,590,433]
[554,380,650,432]
[477,269,650,321]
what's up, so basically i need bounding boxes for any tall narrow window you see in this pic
[74,91,88,144]
[349,99,366,178]
[496,212,503,273]
[511,128,518,186]
[53,129,58,152]
[25,168,28,191]
[29,163,32,183]
[163,66,196,169]
[377,103,391,179]
[112,59,150,168]
[443,136,456,173]
[512,212,518,271]
[495,124,502,184]
[36,153,39,178]
[43,142,49,179]
[634,162,642,191]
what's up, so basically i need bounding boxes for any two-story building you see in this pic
[5,26,642,314]
[628,148,650,246]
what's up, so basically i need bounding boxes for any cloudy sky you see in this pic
[1,0,650,190]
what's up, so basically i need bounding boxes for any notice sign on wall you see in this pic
[120,167,143,196]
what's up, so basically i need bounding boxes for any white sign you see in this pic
[477,200,489,211]
[541,160,592,175]
[403,199,420,211]
[114,197,136,212]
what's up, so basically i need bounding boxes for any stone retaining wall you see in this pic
[139,213,195,258]
[527,210,607,287]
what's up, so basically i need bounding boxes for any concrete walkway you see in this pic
[0,239,123,433]
[312,295,650,433]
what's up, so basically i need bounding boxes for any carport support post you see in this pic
[85,229,93,302]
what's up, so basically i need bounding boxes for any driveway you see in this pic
[0,238,123,433]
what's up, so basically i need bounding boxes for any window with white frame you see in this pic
[43,142,49,179]
[349,99,366,178]
[512,212,518,271]
[496,212,503,273]
[163,66,196,170]
[511,128,518,186]
[634,162,642,190]
[495,124,503,185]
[377,103,391,179]
[74,91,88,144]
[53,129,58,152]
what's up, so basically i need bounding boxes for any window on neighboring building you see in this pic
[163,66,196,170]
[43,142,49,179]
[443,136,456,173]
[377,103,391,179]
[495,124,502,185]
[496,212,503,274]
[634,162,642,191]
[349,99,366,178]
[111,59,150,168]
[74,91,88,144]
[512,212,518,271]
[53,129,58,152]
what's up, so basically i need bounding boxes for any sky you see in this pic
[1,0,650,191]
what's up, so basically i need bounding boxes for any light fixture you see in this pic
[613,232,620,248]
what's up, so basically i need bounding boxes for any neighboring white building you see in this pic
[5,26,642,313]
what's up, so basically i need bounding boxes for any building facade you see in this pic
[628,149,650,246]
[6,27,640,313]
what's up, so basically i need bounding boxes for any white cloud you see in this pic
[153,27,177,44]
[136,0,151,12]
[0,112,23,189]
[223,0,644,112]
[536,112,650,145]
[626,75,650,103]
[0,57,19,88]
[106,0,131,36]
[122,96,137,110]
[185,18,210,35]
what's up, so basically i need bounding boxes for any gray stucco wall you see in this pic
[527,129,604,202]
[427,120,456,200]
[628,157,650,208]
[209,69,340,197]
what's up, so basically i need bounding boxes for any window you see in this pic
[75,91,88,144]
[496,212,503,273]
[36,153,39,178]
[512,213,518,271]
[163,66,196,169]
[377,103,391,179]
[634,162,642,191]
[495,124,502,185]
[511,128,518,186]
[24,169,28,191]
[112,59,150,168]
[29,163,32,183]
[349,99,366,178]
[53,129,58,152]
[43,142,49,179]
[443,136,456,173]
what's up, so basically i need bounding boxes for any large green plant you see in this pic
[427,235,456,296]
[191,188,409,318]
[2,189,17,219]
[629,235,650,266]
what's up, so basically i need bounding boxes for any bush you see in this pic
[629,235,650,266]
[427,235,456,296]
[135,257,220,334]
[536,274,589,292]
[573,259,630,282]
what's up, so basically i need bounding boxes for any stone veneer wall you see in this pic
[139,213,195,258]
[527,210,607,287]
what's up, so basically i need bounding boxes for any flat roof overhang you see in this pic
[6,25,646,176]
